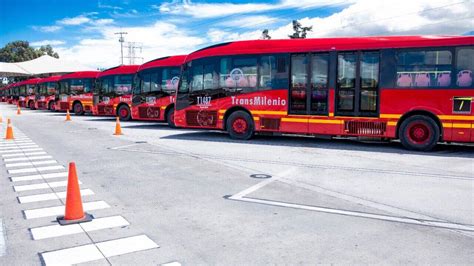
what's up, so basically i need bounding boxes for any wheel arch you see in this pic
[223,106,253,131]
[115,102,130,116]
[164,103,174,118]
[396,110,443,140]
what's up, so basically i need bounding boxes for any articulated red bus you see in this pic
[175,36,474,151]
[131,55,186,126]
[93,65,139,120]
[56,71,100,114]
[35,76,60,110]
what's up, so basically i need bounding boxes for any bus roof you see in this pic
[185,35,474,62]
[59,71,100,80]
[16,78,42,87]
[38,75,62,83]
[97,65,139,78]
[138,55,187,72]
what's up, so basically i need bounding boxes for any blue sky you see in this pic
[0,0,472,68]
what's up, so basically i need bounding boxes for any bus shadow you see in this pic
[162,131,474,159]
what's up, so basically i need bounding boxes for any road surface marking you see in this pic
[8,165,64,174]
[31,216,129,240]
[13,180,81,192]
[18,189,94,204]
[6,160,57,168]
[10,172,68,182]
[2,151,47,158]
[0,148,43,154]
[95,235,159,257]
[41,235,158,265]
[4,155,53,162]
[0,145,39,150]
[24,201,110,219]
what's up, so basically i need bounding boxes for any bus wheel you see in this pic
[73,102,84,115]
[49,101,55,111]
[226,111,254,140]
[118,105,131,121]
[29,101,35,110]
[399,115,439,151]
[166,108,176,128]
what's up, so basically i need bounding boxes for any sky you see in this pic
[0,0,473,69]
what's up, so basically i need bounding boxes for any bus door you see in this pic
[132,70,162,119]
[289,53,331,134]
[335,51,381,135]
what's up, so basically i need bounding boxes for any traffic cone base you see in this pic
[57,212,93,225]
[17,107,21,115]
[56,162,93,226]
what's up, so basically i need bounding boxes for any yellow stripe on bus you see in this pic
[380,114,402,119]
[281,118,308,123]
[309,119,344,125]
[387,121,397,126]
[439,115,474,121]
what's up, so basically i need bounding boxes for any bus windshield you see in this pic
[98,75,133,95]
[135,67,180,94]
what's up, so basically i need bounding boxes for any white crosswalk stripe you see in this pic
[18,189,94,203]
[13,180,81,192]
[8,165,64,174]
[24,201,110,219]
[6,160,57,168]
[4,155,53,162]
[10,172,68,182]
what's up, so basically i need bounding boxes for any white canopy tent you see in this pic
[0,55,95,76]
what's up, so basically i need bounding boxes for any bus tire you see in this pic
[399,115,439,151]
[49,101,55,111]
[166,108,176,128]
[73,102,84,115]
[29,101,35,110]
[226,111,254,140]
[117,105,131,121]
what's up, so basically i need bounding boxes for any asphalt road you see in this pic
[0,103,473,265]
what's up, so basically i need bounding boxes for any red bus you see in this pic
[93,65,139,120]
[35,76,60,110]
[13,78,41,108]
[175,36,474,151]
[56,71,99,114]
[0,84,13,102]
[131,55,186,126]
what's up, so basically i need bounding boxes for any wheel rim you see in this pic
[232,118,248,134]
[407,122,431,144]
[120,107,129,118]
[30,102,34,109]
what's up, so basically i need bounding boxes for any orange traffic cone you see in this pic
[113,116,122,135]
[65,110,71,121]
[17,106,21,115]
[5,118,14,140]
[57,162,93,225]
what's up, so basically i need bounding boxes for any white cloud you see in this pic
[58,15,91,25]
[94,19,114,25]
[55,21,205,69]
[30,40,66,47]
[33,25,62,32]
[219,15,281,29]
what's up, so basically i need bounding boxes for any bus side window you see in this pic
[456,47,473,87]
[259,55,289,90]
[337,53,357,111]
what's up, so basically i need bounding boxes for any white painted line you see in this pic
[41,244,104,265]
[13,180,81,192]
[10,172,68,182]
[96,235,159,257]
[4,155,52,162]
[8,165,64,174]
[234,197,474,232]
[161,262,181,266]
[0,219,5,257]
[0,148,42,154]
[2,151,47,158]
[0,145,38,150]
[31,216,129,240]
[24,201,110,219]
[18,189,94,203]
[0,143,36,148]
[6,160,57,168]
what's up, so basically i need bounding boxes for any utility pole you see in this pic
[123,42,143,65]
[114,32,128,65]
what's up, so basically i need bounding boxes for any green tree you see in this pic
[0,41,59,62]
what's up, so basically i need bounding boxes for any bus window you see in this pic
[114,75,133,94]
[59,81,69,94]
[70,79,93,94]
[396,50,452,88]
[360,52,379,112]
[162,68,180,91]
[290,54,308,112]
[311,53,329,113]
[456,47,473,87]
[260,55,289,90]
[191,63,204,92]
[337,53,356,111]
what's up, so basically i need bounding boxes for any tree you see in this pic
[0,41,59,62]
[288,20,312,39]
